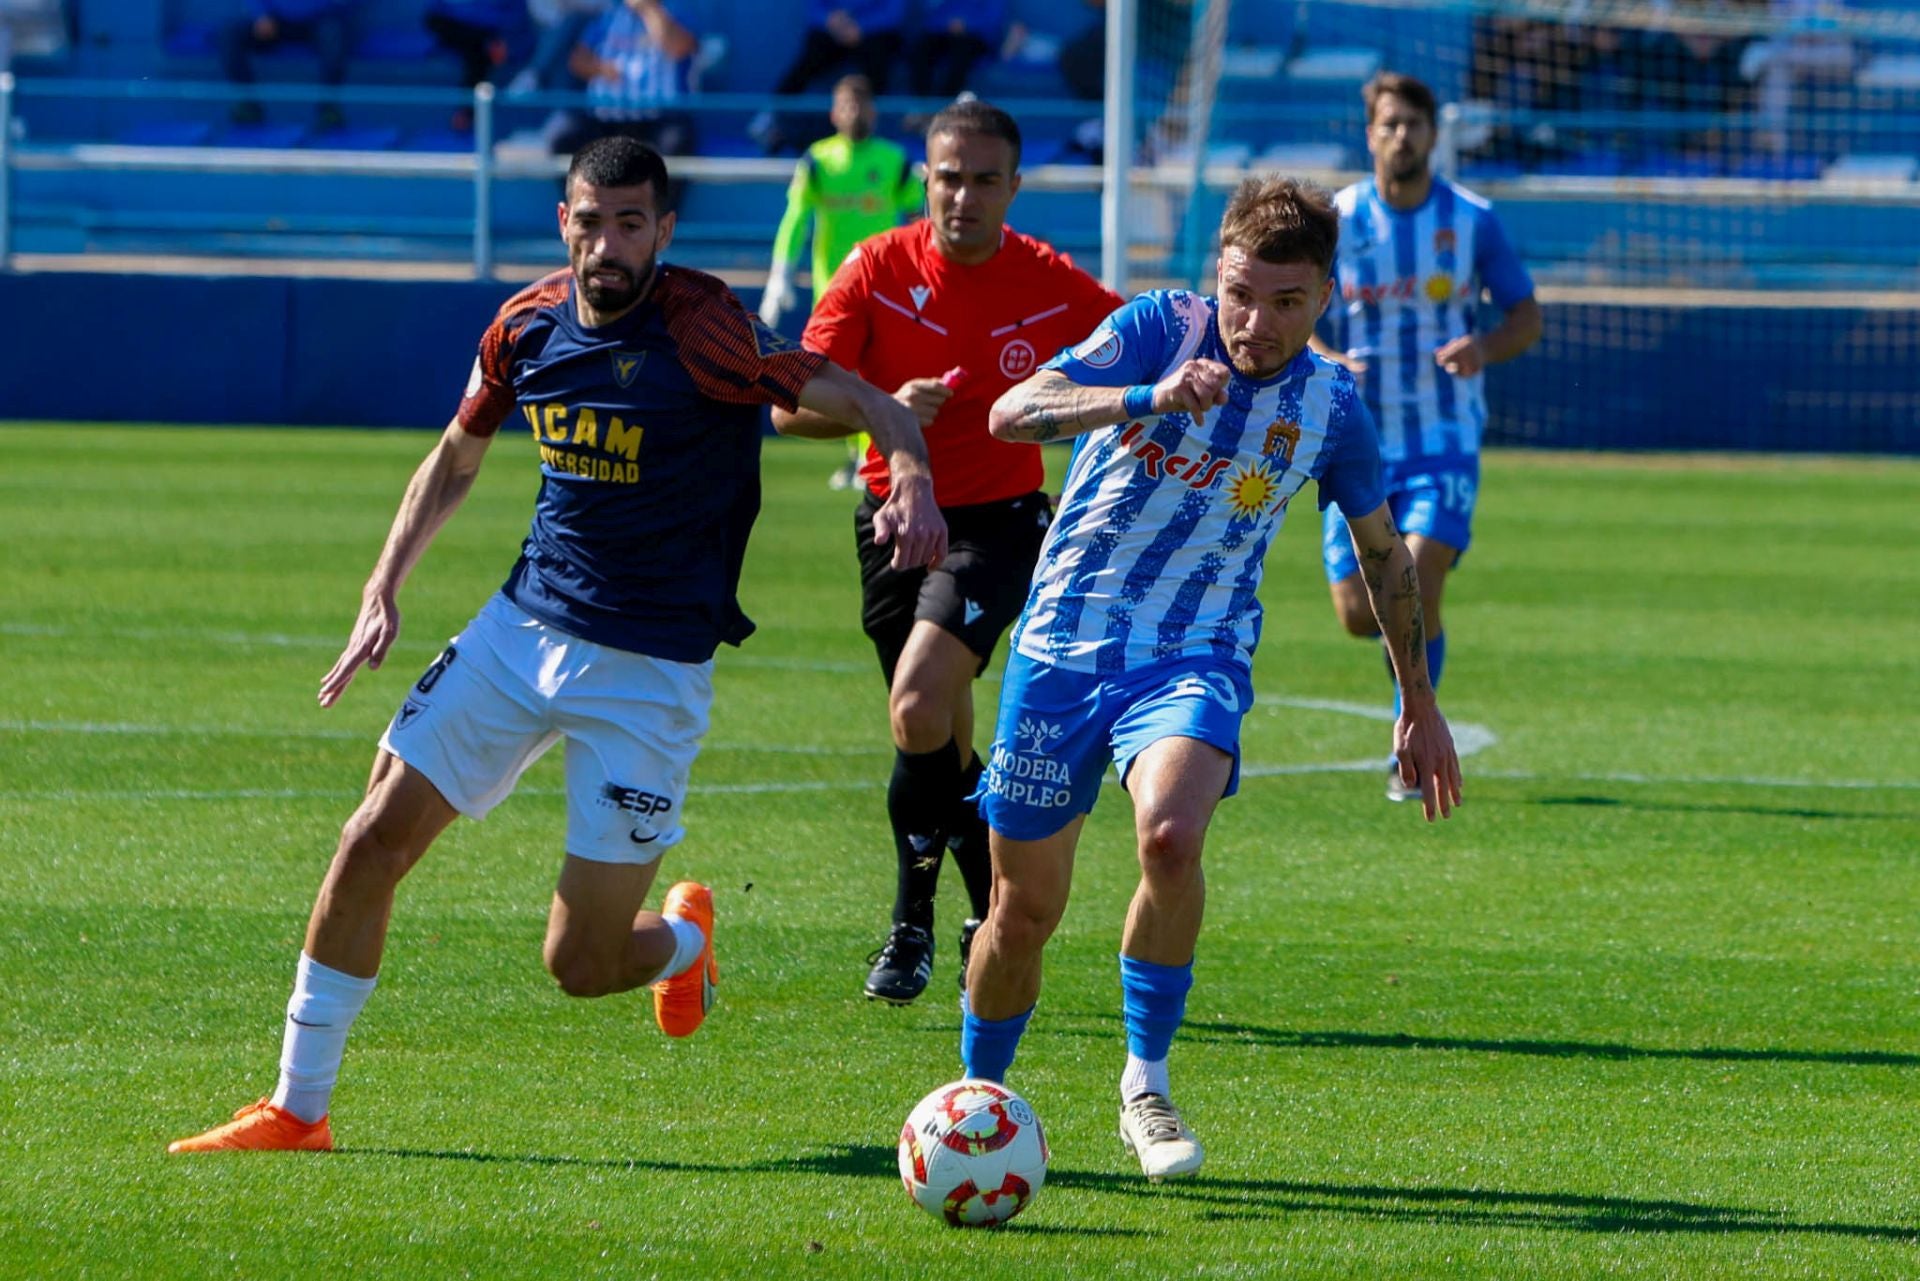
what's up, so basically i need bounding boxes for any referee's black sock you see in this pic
[888,739,960,931]
[948,753,994,921]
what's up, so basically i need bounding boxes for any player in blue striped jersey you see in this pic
[954,177,1462,1180]
[1312,72,1541,800]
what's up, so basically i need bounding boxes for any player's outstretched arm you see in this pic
[793,362,949,570]
[1344,503,1464,820]
[318,421,495,708]
[988,360,1233,444]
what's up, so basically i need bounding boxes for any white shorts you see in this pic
[379,594,711,865]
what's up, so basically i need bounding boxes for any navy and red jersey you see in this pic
[803,223,1122,507]
[457,264,826,663]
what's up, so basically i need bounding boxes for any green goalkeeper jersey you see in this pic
[770,135,923,302]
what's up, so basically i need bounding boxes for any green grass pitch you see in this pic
[3,423,1917,1279]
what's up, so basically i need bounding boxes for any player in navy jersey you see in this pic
[168,137,946,1154]
[1311,72,1541,800]
[949,177,1461,1180]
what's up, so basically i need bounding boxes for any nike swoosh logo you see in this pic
[630,831,661,845]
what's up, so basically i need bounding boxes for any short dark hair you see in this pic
[1217,175,1339,276]
[1363,71,1438,129]
[833,73,873,101]
[565,135,673,212]
[925,98,1022,171]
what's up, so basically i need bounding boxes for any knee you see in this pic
[1138,816,1205,885]
[988,885,1065,957]
[543,942,618,998]
[889,685,951,755]
[1336,598,1380,638]
[333,810,425,889]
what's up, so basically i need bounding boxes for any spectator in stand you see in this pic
[425,0,524,128]
[1629,1,1753,163]
[219,0,354,127]
[907,0,1006,101]
[509,0,612,95]
[1742,0,1854,155]
[751,2,908,153]
[550,0,697,191]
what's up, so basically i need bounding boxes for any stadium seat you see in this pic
[121,120,217,147]
[1821,152,1918,182]
[1856,53,1920,89]
[219,121,311,148]
[1284,47,1383,83]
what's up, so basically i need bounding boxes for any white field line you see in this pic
[2,710,1913,798]
[7,624,1916,795]
[0,720,889,756]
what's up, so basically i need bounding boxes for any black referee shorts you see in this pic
[854,489,1053,685]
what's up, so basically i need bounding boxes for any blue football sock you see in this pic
[960,993,1033,1083]
[1119,954,1193,1063]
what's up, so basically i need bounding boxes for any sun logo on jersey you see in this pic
[1424,273,1456,303]
[1225,459,1283,519]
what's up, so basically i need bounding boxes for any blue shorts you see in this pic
[1322,453,1479,583]
[977,650,1254,841]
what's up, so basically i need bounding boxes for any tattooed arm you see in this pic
[988,360,1233,443]
[1344,502,1463,820]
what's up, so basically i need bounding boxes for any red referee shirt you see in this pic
[803,222,1123,506]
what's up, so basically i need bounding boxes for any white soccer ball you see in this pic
[897,1078,1049,1227]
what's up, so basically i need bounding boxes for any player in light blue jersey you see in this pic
[1312,72,1541,800]
[952,177,1462,1180]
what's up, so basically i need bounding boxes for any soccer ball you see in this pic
[897,1078,1049,1227]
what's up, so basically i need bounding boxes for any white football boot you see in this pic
[1118,1093,1204,1181]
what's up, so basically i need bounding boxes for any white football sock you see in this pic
[270,952,377,1124]
[1121,1052,1171,1104]
[658,914,707,982]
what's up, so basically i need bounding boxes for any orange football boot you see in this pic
[652,881,717,1038]
[168,1099,333,1153]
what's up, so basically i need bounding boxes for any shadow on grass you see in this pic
[1524,793,1913,822]
[344,1145,1913,1242]
[1047,1168,1920,1242]
[1174,1019,1920,1070]
[347,1143,1149,1236]
[346,1141,898,1179]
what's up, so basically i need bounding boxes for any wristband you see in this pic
[1122,384,1155,420]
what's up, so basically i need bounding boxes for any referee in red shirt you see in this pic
[774,99,1120,1004]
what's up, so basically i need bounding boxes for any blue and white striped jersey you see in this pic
[1014,290,1386,677]
[1322,178,1533,462]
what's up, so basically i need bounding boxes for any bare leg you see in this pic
[542,854,673,997]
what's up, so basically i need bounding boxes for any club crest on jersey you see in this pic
[999,338,1037,380]
[1261,418,1301,465]
[750,317,801,357]
[1071,327,1123,370]
[611,351,645,388]
[1434,227,1457,254]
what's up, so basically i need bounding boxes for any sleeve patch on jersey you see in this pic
[465,357,484,397]
[1072,327,1123,369]
[749,316,801,357]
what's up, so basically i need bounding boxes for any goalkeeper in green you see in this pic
[760,74,924,487]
